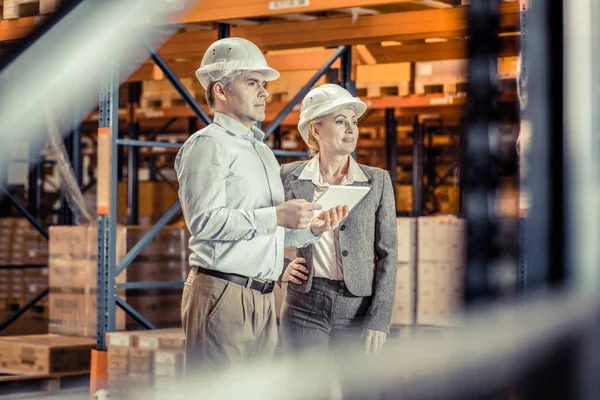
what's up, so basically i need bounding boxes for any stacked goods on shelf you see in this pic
[266,70,328,103]
[415,57,518,96]
[140,78,196,109]
[48,225,127,337]
[0,218,48,266]
[395,185,413,213]
[117,181,180,225]
[391,216,466,327]
[414,60,468,96]
[356,63,411,98]
[107,328,185,398]
[0,218,49,325]
[416,216,465,327]
[0,333,95,374]
[2,0,61,20]
[394,185,459,214]
[126,226,191,330]
[391,218,417,325]
[497,56,519,91]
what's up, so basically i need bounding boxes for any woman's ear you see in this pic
[214,82,227,102]
[310,124,320,141]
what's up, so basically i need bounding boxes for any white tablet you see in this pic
[313,185,371,220]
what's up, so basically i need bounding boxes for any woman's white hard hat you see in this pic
[297,84,368,144]
[196,37,280,89]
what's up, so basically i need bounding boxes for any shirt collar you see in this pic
[298,155,368,187]
[213,112,265,141]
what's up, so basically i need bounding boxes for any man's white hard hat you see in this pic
[297,84,368,144]
[196,37,280,89]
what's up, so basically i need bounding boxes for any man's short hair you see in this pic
[205,74,237,111]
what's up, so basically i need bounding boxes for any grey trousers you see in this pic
[181,268,277,373]
[280,278,372,353]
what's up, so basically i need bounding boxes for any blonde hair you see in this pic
[306,117,324,156]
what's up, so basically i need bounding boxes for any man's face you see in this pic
[223,71,269,128]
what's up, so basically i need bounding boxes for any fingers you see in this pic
[311,203,323,211]
[294,257,306,264]
[364,330,373,354]
[286,275,304,284]
[329,207,340,228]
[374,335,382,355]
[289,267,308,281]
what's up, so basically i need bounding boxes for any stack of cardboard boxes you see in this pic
[47,224,190,337]
[0,218,48,266]
[107,328,186,398]
[48,225,127,337]
[125,226,190,330]
[391,216,466,328]
[0,218,49,328]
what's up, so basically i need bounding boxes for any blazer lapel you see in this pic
[290,179,314,202]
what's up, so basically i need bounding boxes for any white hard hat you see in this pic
[297,84,367,144]
[195,37,280,89]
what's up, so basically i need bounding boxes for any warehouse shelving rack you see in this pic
[93,23,358,389]
[0,129,82,334]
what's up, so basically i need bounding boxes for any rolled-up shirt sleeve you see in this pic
[176,135,277,241]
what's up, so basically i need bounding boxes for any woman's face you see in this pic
[313,108,358,156]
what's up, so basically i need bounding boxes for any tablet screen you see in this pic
[313,185,371,218]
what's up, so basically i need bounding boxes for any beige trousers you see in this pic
[181,269,278,372]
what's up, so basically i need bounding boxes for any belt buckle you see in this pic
[262,280,275,294]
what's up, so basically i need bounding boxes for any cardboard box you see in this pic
[0,334,95,374]
[397,217,415,263]
[48,225,127,337]
[391,262,414,325]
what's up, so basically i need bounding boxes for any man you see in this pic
[175,37,347,371]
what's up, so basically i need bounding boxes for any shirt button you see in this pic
[338,289,344,294]
[342,250,348,257]
[340,225,346,231]
[340,282,345,287]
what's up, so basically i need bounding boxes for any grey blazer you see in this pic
[280,160,398,333]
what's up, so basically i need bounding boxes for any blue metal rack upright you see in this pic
[92,35,355,389]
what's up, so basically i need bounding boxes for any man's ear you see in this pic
[213,82,227,102]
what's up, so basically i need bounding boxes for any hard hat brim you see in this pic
[298,97,368,144]
[196,65,280,89]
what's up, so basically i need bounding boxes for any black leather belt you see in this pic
[195,266,276,294]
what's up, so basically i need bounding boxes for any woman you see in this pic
[279,84,398,356]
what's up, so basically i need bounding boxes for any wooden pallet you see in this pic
[0,368,89,394]
[140,95,193,109]
[1,0,61,20]
[357,83,410,98]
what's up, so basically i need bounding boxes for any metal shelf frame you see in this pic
[95,27,357,352]
[0,126,82,333]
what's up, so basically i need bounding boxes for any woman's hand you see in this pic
[282,258,309,284]
[361,329,387,355]
[310,205,348,234]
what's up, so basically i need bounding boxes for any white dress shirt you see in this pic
[175,112,320,281]
[297,155,368,280]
